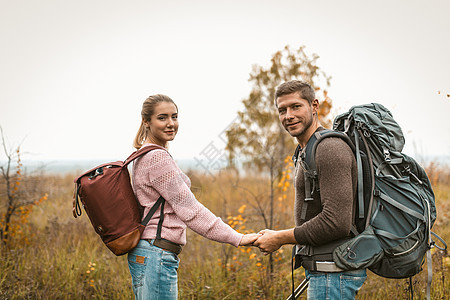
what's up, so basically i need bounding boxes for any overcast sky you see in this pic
[1,0,449,167]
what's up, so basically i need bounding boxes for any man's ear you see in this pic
[312,99,319,115]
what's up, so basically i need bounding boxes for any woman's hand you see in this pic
[239,233,262,246]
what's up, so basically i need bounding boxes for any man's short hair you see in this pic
[274,80,315,106]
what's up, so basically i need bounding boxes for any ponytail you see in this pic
[133,120,147,150]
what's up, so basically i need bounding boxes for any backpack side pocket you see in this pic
[333,226,384,270]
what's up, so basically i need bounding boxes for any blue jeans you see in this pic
[305,269,367,300]
[127,239,180,300]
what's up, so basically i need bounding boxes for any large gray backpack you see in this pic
[296,103,446,299]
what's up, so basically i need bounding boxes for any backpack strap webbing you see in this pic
[156,196,165,239]
[141,196,165,226]
[353,130,365,219]
[292,144,301,167]
[298,130,326,221]
[301,173,314,221]
[140,196,166,243]
[359,132,375,229]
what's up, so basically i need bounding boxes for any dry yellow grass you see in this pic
[0,163,448,299]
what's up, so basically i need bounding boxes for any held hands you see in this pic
[239,233,262,246]
[254,228,296,255]
[253,229,282,255]
[238,230,282,255]
[239,229,281,255]
[239,229,296,255]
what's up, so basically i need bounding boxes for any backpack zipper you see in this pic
[391,240,420,257]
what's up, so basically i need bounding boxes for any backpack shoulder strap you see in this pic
[298,129,333,221]
[298,132,319,221]
[124,145,167,166]
[127,145,168,232]
[304,130,354,172]
[299,129,355,222]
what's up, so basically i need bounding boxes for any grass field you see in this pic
[1,163,449,299]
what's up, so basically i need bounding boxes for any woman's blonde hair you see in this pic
[133,94,178,149]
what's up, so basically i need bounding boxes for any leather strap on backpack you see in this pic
[124,144,167,166]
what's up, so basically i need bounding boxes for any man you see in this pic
[253,80,366,299]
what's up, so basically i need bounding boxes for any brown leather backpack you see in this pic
[73,145,166,256]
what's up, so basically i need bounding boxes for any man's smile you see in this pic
[286,121,300,129]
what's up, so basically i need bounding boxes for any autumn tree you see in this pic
[0,127,47,247]
[226,45,332,171]
[225,45,333,273]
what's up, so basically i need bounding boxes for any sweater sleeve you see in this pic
[294,138,356,246]
[140,149,243,247]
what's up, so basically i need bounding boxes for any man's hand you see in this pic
[253,229,296,255]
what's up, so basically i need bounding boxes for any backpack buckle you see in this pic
[89,167,104,180]
[383,148,391,162]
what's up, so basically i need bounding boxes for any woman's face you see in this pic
[145,102,178,146]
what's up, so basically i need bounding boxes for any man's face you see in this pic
[276,92,317,138]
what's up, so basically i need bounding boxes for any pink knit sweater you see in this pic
[132,144,243,247]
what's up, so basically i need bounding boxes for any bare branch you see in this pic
[233,184,269,228]
[0,126,8,157]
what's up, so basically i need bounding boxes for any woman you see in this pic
[128,94,259,299]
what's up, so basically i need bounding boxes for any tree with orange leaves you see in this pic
[225,45,333,275]
[0,127,47,246]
